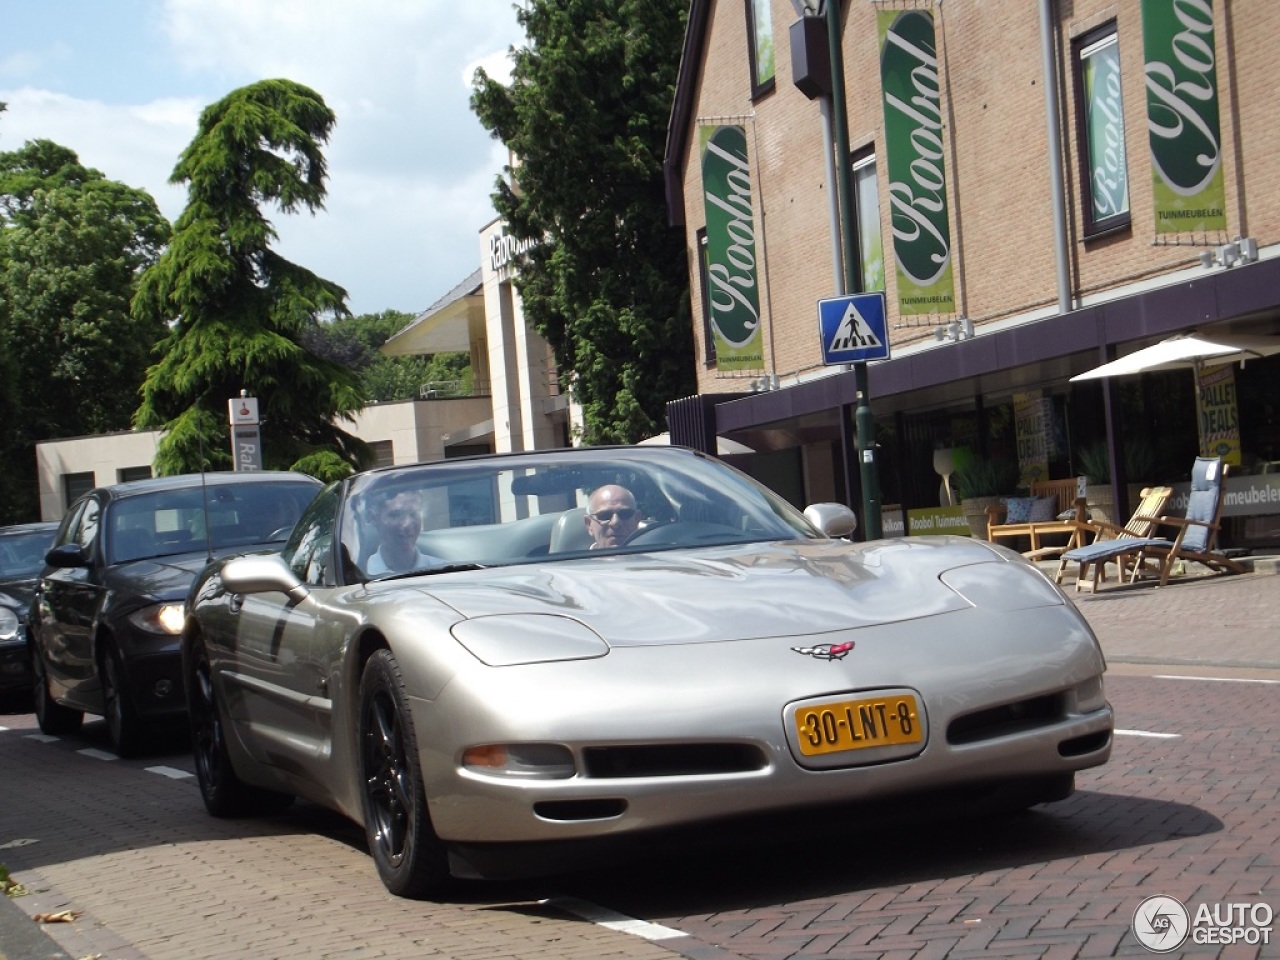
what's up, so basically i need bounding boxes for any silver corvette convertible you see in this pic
[183,446,1113,898]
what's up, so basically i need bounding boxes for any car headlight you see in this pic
[451,614,608,666]
[126,603,186,636]
[940,560,1066,611]
[461,743,577,779]
[0,606,18,642]
[1073,675,1108,713]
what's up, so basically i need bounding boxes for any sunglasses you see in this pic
[588,508,637,523]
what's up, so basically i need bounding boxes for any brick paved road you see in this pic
[2,571,1276,960]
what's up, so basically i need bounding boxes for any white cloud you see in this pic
[0,87,198,218]
[1,0,524,317]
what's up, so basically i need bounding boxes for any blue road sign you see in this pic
[817,292,890,365]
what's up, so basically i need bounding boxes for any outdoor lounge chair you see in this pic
[1125,457,1245,587]
[1058,456,1245,591]
[1055,484,1174,591]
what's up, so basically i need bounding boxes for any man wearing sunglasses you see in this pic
[583,484,642,549]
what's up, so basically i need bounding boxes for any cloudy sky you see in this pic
[0,0,526,317]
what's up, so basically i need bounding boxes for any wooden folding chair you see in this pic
[1128,458,1245,586]
[1055,485,1174,590]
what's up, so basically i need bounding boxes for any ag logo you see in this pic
[1132,895,1189,952]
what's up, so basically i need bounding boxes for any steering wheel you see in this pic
[621,521,676,546]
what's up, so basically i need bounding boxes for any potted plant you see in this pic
[1076,440,1160,523]
[952,455,1020,538]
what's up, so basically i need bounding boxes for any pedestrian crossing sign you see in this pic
[817,292,890,365]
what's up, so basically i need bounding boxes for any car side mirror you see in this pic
[804,503,858,539]
[44,543,89,569]
[221,554,311,604]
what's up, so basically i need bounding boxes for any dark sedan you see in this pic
[30,471,322,755]
[0,521,60,704]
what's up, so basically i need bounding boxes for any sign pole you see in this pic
[825,0,882,539]
[228,391,263,472]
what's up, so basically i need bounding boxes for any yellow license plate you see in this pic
[794,693,923,756]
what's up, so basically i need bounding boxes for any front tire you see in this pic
[32,644,83,735]
[358,649,449,899]
[187,638,292,817]
[101,639,148,758]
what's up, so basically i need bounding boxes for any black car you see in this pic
[0,521,60,704]
[30,471,322,755]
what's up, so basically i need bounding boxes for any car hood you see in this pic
[403,536,1052,647]
[0,577,38,615]
[105,549,238,602]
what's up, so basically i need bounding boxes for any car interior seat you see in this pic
[112,527,157,563]
[549,508,594,553]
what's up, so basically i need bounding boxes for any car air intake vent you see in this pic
[533,798,627,821]
[947,693,1064,745]
[582,743,767,779]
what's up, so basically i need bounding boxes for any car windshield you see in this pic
[0,529,56,581]
[340,447,822,581]
[108,481,320,564]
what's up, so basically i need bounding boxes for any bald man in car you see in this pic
[583,484,642,549]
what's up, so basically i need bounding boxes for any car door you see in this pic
[225,485,343,779]
[34,496,106,705]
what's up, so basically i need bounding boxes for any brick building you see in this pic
[664,0,1280,547]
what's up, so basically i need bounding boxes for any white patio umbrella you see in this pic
[639,432,755,454]
[1070,332,1280,381]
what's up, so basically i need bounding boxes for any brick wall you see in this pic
[677,0,1278,396]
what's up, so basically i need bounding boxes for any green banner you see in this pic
[701,125,763,371]
[1141,0,1226,234]
[878,10,955,317]
[1082,35,1130,223]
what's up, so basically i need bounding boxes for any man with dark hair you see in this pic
[366,489,439,574]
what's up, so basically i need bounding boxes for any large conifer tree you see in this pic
[133,79,367,475]
[471,0,695,444]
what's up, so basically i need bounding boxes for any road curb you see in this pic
[0,892,71,960]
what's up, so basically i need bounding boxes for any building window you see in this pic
[118,466,152,483]
[852,150,885,292]
[696,229,718,367]
[367,440,394,468]
[745,0,776,99]
[1075,24,1131,237]
[62,472,95,508]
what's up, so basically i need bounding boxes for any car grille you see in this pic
[946,692,1065,745]
[581,743,768,779]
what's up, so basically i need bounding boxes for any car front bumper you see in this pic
[409,604,1113,845]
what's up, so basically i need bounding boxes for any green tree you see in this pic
[304,309,472,402]
[0,139,170,521]
[133,79,367,475]
[471,0,695,443]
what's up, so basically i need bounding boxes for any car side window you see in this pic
[76,499,101,552]
[53,501,87,550]
[282,484,340,586]
[56,498,101,556]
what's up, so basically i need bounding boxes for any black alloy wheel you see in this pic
[188,638,291,818]
[358,649,448,899]
[31,644,83,735]
[100,639,147,758]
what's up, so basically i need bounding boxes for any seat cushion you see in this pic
[1028,497,1058,522]
[1063,537,1169,564]
[1003,497,1037,524]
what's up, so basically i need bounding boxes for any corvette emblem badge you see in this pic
[792,641,854,661]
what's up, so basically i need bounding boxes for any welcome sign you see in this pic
[878,10,956,317]
[1141,0,1226,234]
[701,125,764,370]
